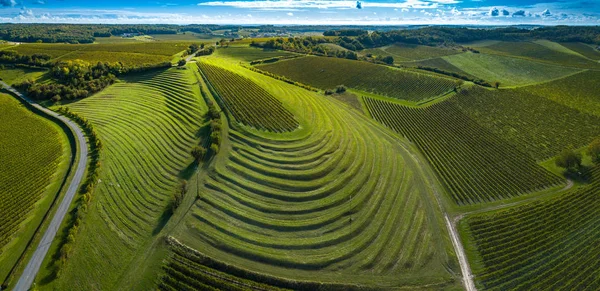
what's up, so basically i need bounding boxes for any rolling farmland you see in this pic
[198,61,299,132]
[46,67,205,289]
[461,165,600,290]
[362,43,460,62]
[0,93,67,281]
[442,52,581,87]
[173,59,458,289]
[258,56,457,102]
[363,97,563,205]
[216,47,298,62]
[452,86,600,160]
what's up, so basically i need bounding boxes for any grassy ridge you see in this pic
[175,57,458,288]
[443,52,581,87]
[363,97,563,205]
[452,86,600,161]
[560,42,600,60]
[0,92,67,281]
[216,47,298,62]
[45,67,205,289]
[258,56,457,102]
[369,43,460,62]
[198,61,299,132]
[520,70,600,118]
[461,165,600,290]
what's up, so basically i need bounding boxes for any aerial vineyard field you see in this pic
[48,67,205,289]
[173,59,458,289]
[461,165,600,290]
[0,93,67,280]
[407,57,477,79]
[55,51,172,66]
[519,70,600,117]
[381,43,460,61]
[198,61,299,132]
[443,52,582,87]
[258,56,457,102]
[363,97,563,205]
[216,46,298,62]
[477,41,600,69]
[452,86,600,161]
[560,42,600,60]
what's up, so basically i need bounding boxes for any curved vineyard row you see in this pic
[0,93,65,255]
[258,56,457,102]
[52,67,205,289]
[175,61,458,289]
[363,97,563,205]
[462,165,600,290]
[198,62,299,133]
[452,86,600,161]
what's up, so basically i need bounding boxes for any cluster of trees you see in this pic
[53,107,102,278]
[325,85,347,95]
[251,37,358,60]
[191,94,223,166]
[0,50,51,66]
[415,66,491,87]
[16,60,171,101]
[555,138,600,174]
[323,29,368,37]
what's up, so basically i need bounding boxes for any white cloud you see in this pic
[501,9,509,16]
[512,10,526,17]
[0,0,16,7]
[541,9,551,17]
[287,12,293,16]
[489,7,499,16]
[450,7,462,15]
[197,0,458,10]
[401,8,409,12]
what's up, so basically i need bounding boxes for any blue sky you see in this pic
[2,0,599,25]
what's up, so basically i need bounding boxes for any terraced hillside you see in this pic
[363,97,563,205]
[198,61,299,132]
[520,70,600,117]
[173,58,459,289]
[460,165,600,290]
[452,86,600,160]
[0,93,68,281]
[258,56,457,102]
[47,67,205,289]
[442,52,581,87]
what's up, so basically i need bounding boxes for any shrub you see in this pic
[324,89,334,95]
[556,148,583,172]
[587,138,600,164]
[178,59,187,67]
[335,85,347,94]
[381,55,394,65]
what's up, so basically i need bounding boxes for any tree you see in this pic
[555,148,582,172]
[494,81,500,89]
[587,138,600,164]
[335,85,347,94]
[381,56,394,65]
[172,180,188,211]
[191,146,207,163]
[178,59,186,66]
[210,143,219,154]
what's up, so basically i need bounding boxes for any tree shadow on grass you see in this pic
[152,205,174,236]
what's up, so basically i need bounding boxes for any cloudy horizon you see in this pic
[1,0,599,25]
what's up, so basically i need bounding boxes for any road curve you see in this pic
[1,81,89,291]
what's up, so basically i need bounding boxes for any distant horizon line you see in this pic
[1,22,598,27]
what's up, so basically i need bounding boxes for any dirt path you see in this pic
[1,81,89,291]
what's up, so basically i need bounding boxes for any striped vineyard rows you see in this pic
[197,62,299,133]
[0,94,64,254]
[463,165,600,290]
[363,97,564,205]
[258,56,457,102]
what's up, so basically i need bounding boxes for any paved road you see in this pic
[1,81,89,291]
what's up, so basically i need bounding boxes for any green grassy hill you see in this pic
[442,52,582,87]
[43,67,205,290]
[258,56,457,103]
[170,57,459,289]
[361,43,460,62]
[460,165,600,290]
[0,93,69,283]
[215,46,298,62]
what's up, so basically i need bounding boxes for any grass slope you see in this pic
[560,42,600,60]
[0,67,47,85]
[460,165,600,290]
[477,41,600,69]
[520,70,600,117]
[443,52,581,87]
[173,57,459,289]
[215,47,298,62]
[43,68,205,290]
[363,97,564,205]
[0,93,68,282]
[452,86,600,161]
[259,56,457,102]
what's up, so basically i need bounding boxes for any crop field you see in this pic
[363,97,563,205]
[258,56,457,102]
[215,46,298,62]
[0,93,67,280]
[520,70,600,117]
[560,42,600,60]
[452,86,600,161]
[476,41,600,69]
[47,67,205,289]
[0,67,47,85]
[198,61,299,132]
[460,165,600,290]
[442,52,582,87]
[173,58,458,289]
[407,57,477,79]
[370,43,460,61]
